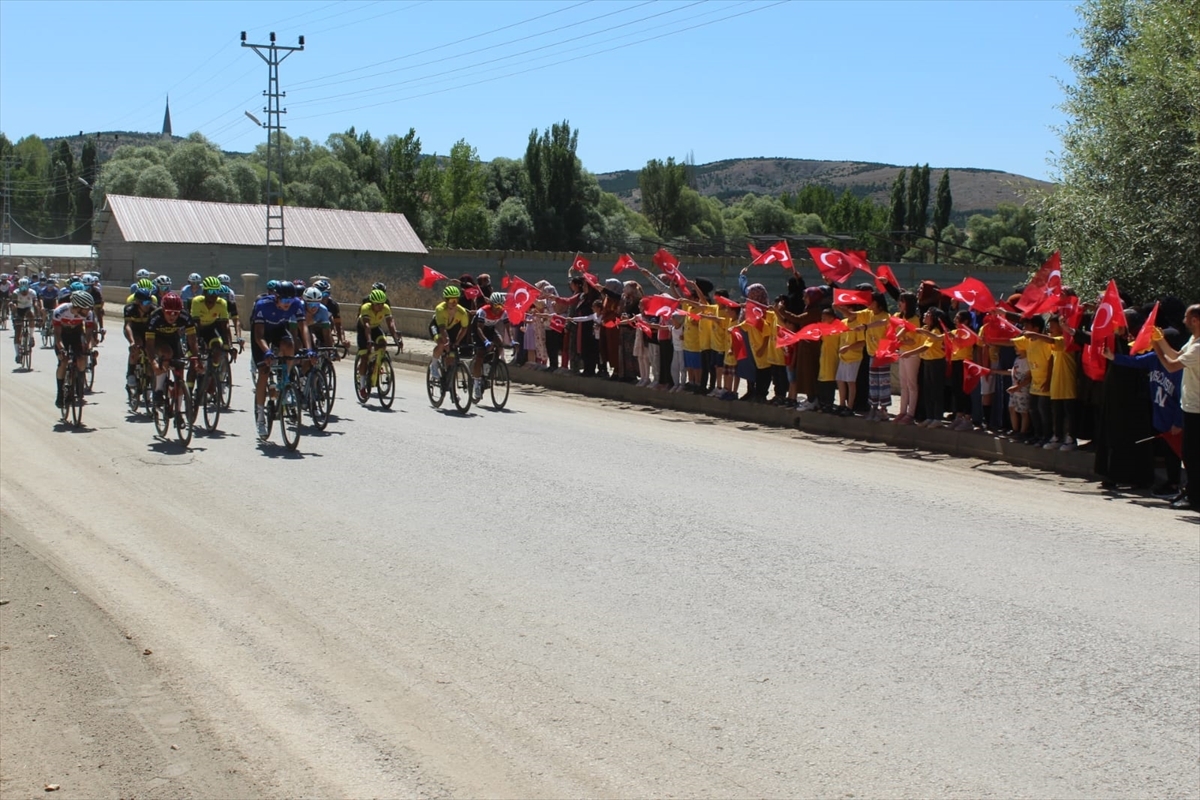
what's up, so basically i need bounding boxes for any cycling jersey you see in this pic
[434,301,469,330]
[251,295,303,330]
[13,288,37,311]
[306,303,333,327]
[358,302,392,329]
[321,296,341,320]
[87,285,103,308]
[190,296,230,327]
[475,305,505,329]
[39,285,60,309]
[52,303,96,330]
[180,284,201,305]
[145,308,197,339]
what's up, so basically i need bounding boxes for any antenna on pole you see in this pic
[241,30,303,283]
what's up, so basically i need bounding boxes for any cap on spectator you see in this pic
[603,278,623,295]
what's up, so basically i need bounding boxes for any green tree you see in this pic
[524,120,586,251]
[75,137,98,243]
[491,196,535,249]
[227,160,262,203]
[887,168,907,260]
[134,164,179,198]
[913,164,930,238]
[932,169,953,260]
[167,140,225,200]
[47,140,76,235]
[1039,0,1200,301]
[639,157,689,237]
[383,128,424,234]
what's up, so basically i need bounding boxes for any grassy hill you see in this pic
[596,156,1053,223]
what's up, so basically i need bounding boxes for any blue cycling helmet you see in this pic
[133,287,153,301]
[266,280,280,292]
[69,280,85,292]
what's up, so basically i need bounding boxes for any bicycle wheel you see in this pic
[70,371,84,427]
[307,371,329,430]
[451,361,473,413]
[319,358,336,411]
[41,323,52,349]
[85,354,96,392]
[217,351,233,410]
[60,367,73,424]
[489,360,510,409]
[353,353,371,403]
[200,372,222,432]
[153,380,171,437]
[20,327,33,371]
[176,384,194,447]
[279,384,302,450]
[426,361,445,408]
[377,356,395,409]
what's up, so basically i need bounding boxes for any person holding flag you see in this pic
[1150,303,1200,511]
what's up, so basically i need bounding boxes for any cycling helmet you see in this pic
[155,275,172,288]
[489,292,505,305]
[136,278,155,291]
[368,289,387,304]
[70,290,94,309]
[160,292,184,312]
[266,280,279,292]
[201,276,222,291]
[133,287,153,302]
[443,285,461,299]
[293,279,305,290]
[81,274,97,286]
[314,279,330,292]
[46,276,57,285]
[69,280,85,292]
[18,277,30,289]
[371,281,387,292]
[135,269,152,279]
[303,286,323,302]
[217,273,232,286]
[58,287,71,300]
[187,272,202,284]
[276,281,296,299]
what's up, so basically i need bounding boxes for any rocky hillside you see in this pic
[596,157,1053,222]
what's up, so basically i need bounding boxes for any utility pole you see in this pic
[241,30,303,283]
[1,156,12,269]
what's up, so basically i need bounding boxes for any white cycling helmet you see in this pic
[81,274,97,286]
[187,272,202,284]
[136,269,152,279]
[217,273,232,286]
[17,277,30,289]
[302,286,323,302]
[155,275,172,288]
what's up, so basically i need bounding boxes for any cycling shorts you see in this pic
[357,325,385,351]
[252,326,293,365]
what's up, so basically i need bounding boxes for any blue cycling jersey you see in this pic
[305,302,332,326]
[251,295,303,329]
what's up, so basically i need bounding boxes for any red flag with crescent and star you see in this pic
[613,254,639,274]
[1130,301,1160,355]
[832,288,874,307]
[1016,252,1063,316]
[963,360,994,394]
[571,255,591,274]
[643,294,680,319]
[941,277,997,312]
[1091,280,1125,342]
[503,277,539,326]
[419,265,448,289]
[750,241,794,270]
[807,247,858,284]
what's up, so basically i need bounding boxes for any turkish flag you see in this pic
[941,277,997,312]
[1016,252,1063,316]
[791,323,828,342]
[1160,430,1183,459]
[874,317,914,365]
[1082,340,1109,381]
[419,265,448,289]
[1059,295,1084,329]
[962,360,993,394]
[612,254,639,274]
[571,255,591,274]
[643,294,680,318]
[876,264,900,291]
[776,326,806,348]
[500,275,510,289]
[744,300,767,329]
[463,286,481,301]
[979,313,1021,343]
[946,325,979,352]
[635,318,655,338]
[808,248,858,284]
[730,327,748,361]
[1091,280,1125,342]
[714,295,741,309]
[581,271,600,289]
[1130,301,1160,354]
[751,241,794,270]
[833,288,873,307]
[653,248,680,274]
[822,319,849,336]
[504,277,539,326]
[549,314,566,333]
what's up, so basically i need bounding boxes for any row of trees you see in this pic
[0,134,97,244]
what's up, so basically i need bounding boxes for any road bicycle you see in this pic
[15,316,34,371]
[84,349,98,392]
[126,348,154,415]
[0,298,9,331]
[58,347,86,427]
[426,346,474,413]
[40,314,54,348]
[262,356,303,450]
[354,337,401,409]
[296,357,331,431]
[153,357,195,447]
[479,342,512,410]
[314,345,341,416]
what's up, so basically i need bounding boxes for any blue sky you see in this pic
[0,0,1080,180]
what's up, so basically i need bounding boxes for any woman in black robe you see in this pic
[1089,309,1156,488]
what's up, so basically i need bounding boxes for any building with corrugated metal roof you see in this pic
[0,243,98,277]
[94,195,426,284]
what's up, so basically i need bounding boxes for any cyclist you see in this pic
[52,291,98,408]
[430,284,470,381]
[313,279,345,347]
[190,277,233,360]
[250,280,310,439]
[144,292,201,407]
[0,274,12,323]
[470,291,508,401]
[81,273,105,334]
[356,288,402,391]
[11,277,38,363]
[217,274,242,340]
[180,273,203,305]
[303,286,335,349]
[126,278,156,304]
[38,277,60,323]
[135,268,153,282]
[153,274,172,303]
[123,284,156,388]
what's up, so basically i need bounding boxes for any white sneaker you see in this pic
[472,381,483,401]
[429,362,441,381]
[126,374,138,389]
[256,416,268,439]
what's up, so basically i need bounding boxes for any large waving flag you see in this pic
[504,277,539,326]
[941,277,997,312]
[750,240,794,270]
[1090,279,1125,342]
[613,254,639,274]
[1016,252,1063,316]
[807,247,858,284]
[1129,301,1160,355]
[419,265,448,289]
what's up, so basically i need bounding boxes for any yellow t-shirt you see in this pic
[711,312,732,356]
[682,310,702,353]
[743,312,780,369]
[852,309,889,356]
[918,329,945,361]
[898,315,923,354]
[819,332,841,382]
[838,326,864,364]
[697,304,718,351]
[948,328,973,362]
[1050,337,1078,400]
[1016,336,1054,396]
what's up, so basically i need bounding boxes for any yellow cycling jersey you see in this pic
[434,301,469,329]
[359,301,393,329]
[190,296,230,327]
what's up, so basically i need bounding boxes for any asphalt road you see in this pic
[1,334,1197,799]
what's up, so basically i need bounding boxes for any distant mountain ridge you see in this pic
[596,157,1053,222]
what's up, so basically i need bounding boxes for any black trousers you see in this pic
[1185,412,1199,508]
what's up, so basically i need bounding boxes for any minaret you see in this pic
[162,95,173,139]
